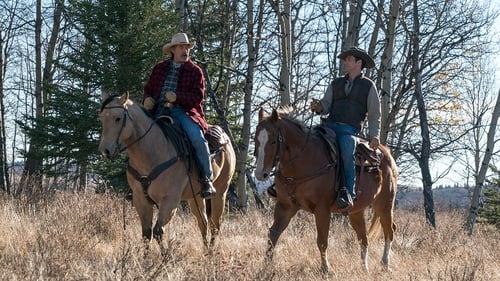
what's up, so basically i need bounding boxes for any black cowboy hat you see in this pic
[337,47,375,69]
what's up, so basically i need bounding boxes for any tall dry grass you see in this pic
[0,191,498,281]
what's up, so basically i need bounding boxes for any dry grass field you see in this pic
[0,191,498,281]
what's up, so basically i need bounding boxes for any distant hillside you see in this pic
[396,187,471,210]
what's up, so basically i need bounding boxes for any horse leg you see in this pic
[348,210,369,271]
[131,192,154,255]
[207,192,227,247]
[373,199,396,271]
[187,197,210,247]
[153,197,179,256]
[266,201,298,263]
[313,207,332,274]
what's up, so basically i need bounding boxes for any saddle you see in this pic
[355,141,382,172]
[314,124,383,191]
[205,125,230,151]
[155,114,228,153]
[154,114,228,180]
[314,125,338,163]
[314,124,382,169]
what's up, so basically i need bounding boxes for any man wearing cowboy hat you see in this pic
[142,32,216,199]
[310,47,381,209]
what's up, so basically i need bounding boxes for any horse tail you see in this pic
[368,143,398,242]
[368,211,382,241]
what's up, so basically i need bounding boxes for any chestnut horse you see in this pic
[254,106,397,272]
[98,93,236,252]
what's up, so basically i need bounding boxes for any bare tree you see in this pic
[269,0,292,105]
[175,0,188,31]
[382,0,496,225]
[19,0,44,188]
[0,1,16,192]
[19,0,64,189]
[345,0,365,48]
[377,0,401,145]
[408,0,436,227]
[228,0,266,209]
[466,89,500,235]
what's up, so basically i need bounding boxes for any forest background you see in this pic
[0,0,499,231]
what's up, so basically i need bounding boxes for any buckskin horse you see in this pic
[98,93,236,252]
[254,106,398,273]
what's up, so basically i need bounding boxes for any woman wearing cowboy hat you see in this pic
[142,33,216,199]
[309,47,381,209]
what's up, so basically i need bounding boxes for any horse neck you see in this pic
[278,120,312,162]
[277,120,330,176]
[125,108,175,166]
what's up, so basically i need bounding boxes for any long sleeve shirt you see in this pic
[317,74,381,139]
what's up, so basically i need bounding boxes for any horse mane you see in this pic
[100,94,153,118]
[273,105,308,132]
[100,94,120,112]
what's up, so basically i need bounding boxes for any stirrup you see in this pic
[335,187,353,209]
[200,179,216,199]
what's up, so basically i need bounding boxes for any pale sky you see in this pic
[419,0,500,187]
[493,0,500,92]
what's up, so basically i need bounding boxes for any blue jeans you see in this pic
[169,107,213,180]
[324,121,358,198]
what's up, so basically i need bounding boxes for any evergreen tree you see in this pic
[20,0,176,191]
[17,84,101,190]
[478,165,500,229]
[64,0,176,191]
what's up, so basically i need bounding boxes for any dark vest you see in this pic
[327,74,373,130]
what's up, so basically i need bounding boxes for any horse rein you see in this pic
[266,118,333,182]
[101,105,155,153]
[102,98,212,232]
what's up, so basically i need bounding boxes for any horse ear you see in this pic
[271,108,279,121]
[119,92,130,105]
[258,107,265,122]
[101,91,110,101]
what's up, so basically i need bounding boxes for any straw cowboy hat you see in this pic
[337,47,375,69]
[162,33,196,55]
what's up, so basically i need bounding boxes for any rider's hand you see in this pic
[369,137,380,149]
[165,91,177,102]
[310,99,322,113]
[143,97,156,110]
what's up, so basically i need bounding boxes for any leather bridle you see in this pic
[101,105,155,153]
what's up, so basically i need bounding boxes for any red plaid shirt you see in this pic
[143,59,208,132]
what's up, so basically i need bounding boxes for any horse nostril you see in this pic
[263,173,269,179]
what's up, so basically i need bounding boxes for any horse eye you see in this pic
[115,117,121,122]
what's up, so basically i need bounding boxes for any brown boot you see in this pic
[200,178,216,199]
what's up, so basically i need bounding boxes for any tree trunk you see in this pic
[466,89,500,235]
[411,0,435,227]
[230,0,265,209]
[0,24,9,192]
[175,0,188,32]
[20,0,64,190]
[344,0,365,49]
[269,0,292,105]
[339,0,364,74]
[20,0,44,188]
[379,0,400,144]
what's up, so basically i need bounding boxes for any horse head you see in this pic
[254,107,285,181]
[98,92,138,158]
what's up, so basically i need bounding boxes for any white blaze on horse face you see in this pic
[255,129,270,178]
